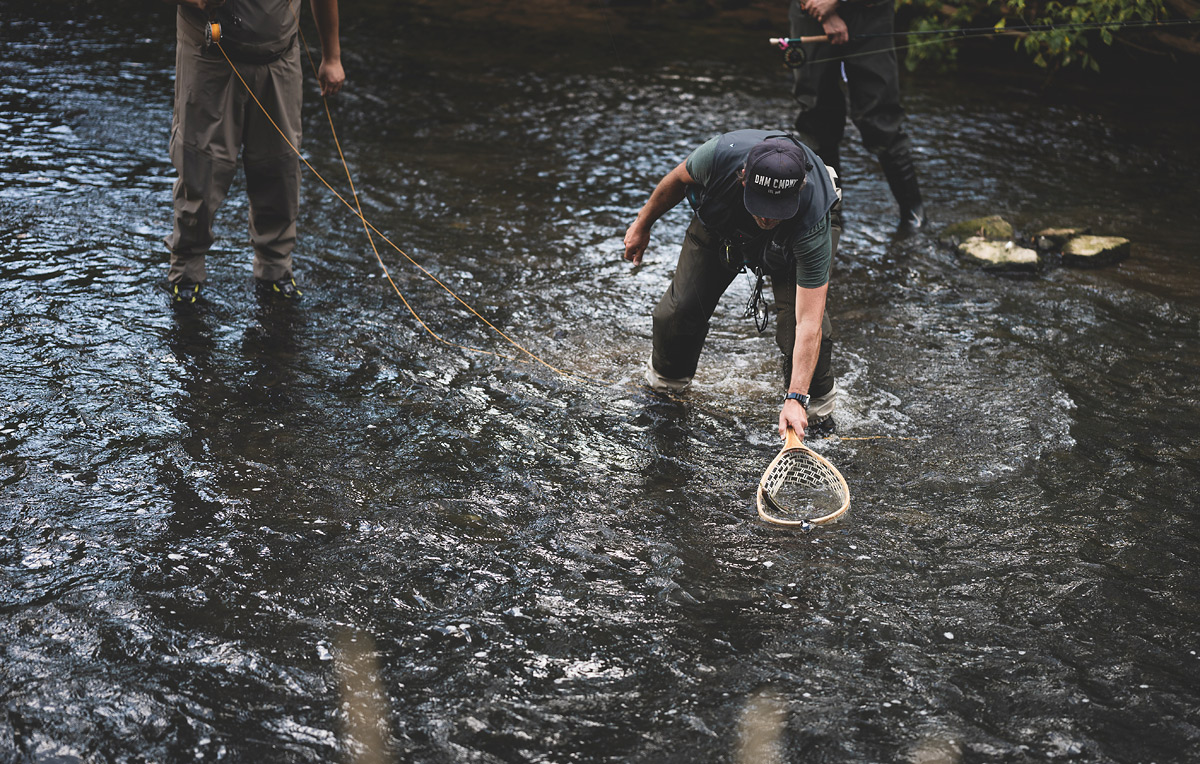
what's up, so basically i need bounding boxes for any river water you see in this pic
[2,4,1199,763]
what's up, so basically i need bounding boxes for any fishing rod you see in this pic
[769,16,1200,68]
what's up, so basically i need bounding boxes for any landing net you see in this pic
[756,444,850,528]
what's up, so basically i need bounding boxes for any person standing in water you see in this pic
[163,0,344,304]
[788,0,925,232]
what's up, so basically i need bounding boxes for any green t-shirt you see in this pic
[685,130,835,289]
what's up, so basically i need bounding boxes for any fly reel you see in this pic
[204,0,228,50]
[782,45,807,69]
[205,19,221,49]
[769,35,829,69]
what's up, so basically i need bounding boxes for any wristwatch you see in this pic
[784,392,810,410]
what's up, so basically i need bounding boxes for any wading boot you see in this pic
[807,414,836,438]
[644,359,692,394]
[879,148,926,234]
[164,279,203,307]
[255,276,303,301]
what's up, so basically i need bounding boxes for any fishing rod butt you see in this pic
[768,35,831,48]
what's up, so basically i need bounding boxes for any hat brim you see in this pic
[744,185,801,220]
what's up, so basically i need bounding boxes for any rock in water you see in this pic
[939,215,1014,246]
[1033,227,1090,252]
[1062,235,1131,267]
[956,237,1039,272]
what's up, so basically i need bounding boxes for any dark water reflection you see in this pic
[2,3,1199,763]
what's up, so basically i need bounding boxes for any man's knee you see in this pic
[653,301,709,346]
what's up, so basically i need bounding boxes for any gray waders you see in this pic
[165,14,303,284]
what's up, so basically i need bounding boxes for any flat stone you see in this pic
[1062,235,1130,267]
[1033,227,1090,252]
[956,236,1039,271]
[940,215,1014,245]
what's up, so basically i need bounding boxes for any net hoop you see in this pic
[756,430,850,528]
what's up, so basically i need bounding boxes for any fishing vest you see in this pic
[686,130,837,269]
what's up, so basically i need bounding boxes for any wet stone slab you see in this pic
[1060,234,1132,267]
[956,236,1040,272]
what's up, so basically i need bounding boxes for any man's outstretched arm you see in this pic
[779,282,828,439]
[622,161,694,265]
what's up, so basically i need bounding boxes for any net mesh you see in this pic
[758,446,849,526]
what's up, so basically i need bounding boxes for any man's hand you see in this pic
[779,398,809,441]
[310,0,343,95]
[822,13,849,44]
[801,0,840,22]
[317,58,345,96]
[623,222,650,265]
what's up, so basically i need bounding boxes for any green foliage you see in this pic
[894,0,1168,72]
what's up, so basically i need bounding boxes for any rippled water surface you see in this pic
[2,4,1199,763]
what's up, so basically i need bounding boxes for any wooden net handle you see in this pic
[783,426,804,450]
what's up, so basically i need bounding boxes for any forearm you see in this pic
[778,283,828,437]
[633,164,690,231]
[787,317,823,395]
[309,0,341,60]
[623,161,693,263]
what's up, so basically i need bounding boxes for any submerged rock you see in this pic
[939,215,1014,246]
[956,236,1039,272]
[1062,235,1131,267]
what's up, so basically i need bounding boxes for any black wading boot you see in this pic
[164,279,203,307]
[879,148,926,234]
[256,276,303,301]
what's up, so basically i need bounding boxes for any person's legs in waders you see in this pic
[647,217,739,392]
[789,0,848,175]
[165,14,243,303]
[843,3,925,231]
[243,39,303,298]
[768,203,842,435]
